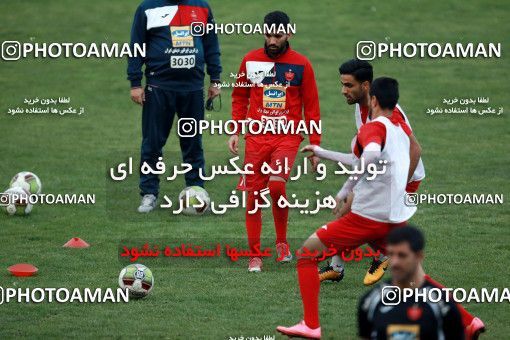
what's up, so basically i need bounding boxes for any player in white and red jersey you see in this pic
[277,77,418,339]
[354,100,425,190]
[301,59,424,286]
[302,60,485,339]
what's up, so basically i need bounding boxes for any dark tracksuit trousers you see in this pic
[139,85,204,197]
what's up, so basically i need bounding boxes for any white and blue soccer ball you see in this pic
[118,263,154,298]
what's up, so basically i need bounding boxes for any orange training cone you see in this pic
[8,263,38,277]
[63,237,90,248]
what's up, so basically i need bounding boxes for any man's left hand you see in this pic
[208,82,221,99]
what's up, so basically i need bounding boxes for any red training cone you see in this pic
[8,263,38,277]
[63,237,90,248]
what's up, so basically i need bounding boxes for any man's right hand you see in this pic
[228,135,239,155]
[300,144,319,156]
[301,144,321,171]
[130,87,145,105]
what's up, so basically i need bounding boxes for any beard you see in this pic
[264,41,288,59]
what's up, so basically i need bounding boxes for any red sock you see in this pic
[424,274,474,327]
[268,180,288,244]
[246,191,262,254]
[297,258,320,329]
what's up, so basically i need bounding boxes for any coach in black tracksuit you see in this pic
[128,0,221,212]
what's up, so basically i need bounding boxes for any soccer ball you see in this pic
[178,186,210,215]
[118,263,154,298]
[10,171,42,195]
[2,187,33,216]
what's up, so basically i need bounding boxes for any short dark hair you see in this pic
[339,59,373,83]
[387,225,425,253]
[369,77,399,110]
[264,11,290,27]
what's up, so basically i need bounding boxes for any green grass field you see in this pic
[1,0,509,338]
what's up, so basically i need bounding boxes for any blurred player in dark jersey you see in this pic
[358,226,464,340]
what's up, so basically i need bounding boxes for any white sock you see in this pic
[330,255,344,272]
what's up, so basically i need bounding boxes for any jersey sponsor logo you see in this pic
[145,6,178,30]
[263,88,285,99]
[386,324,419,339]
[172,29,190,38]
[263,85,286,109]
[171,26,194,47]
[264,103,285,109]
